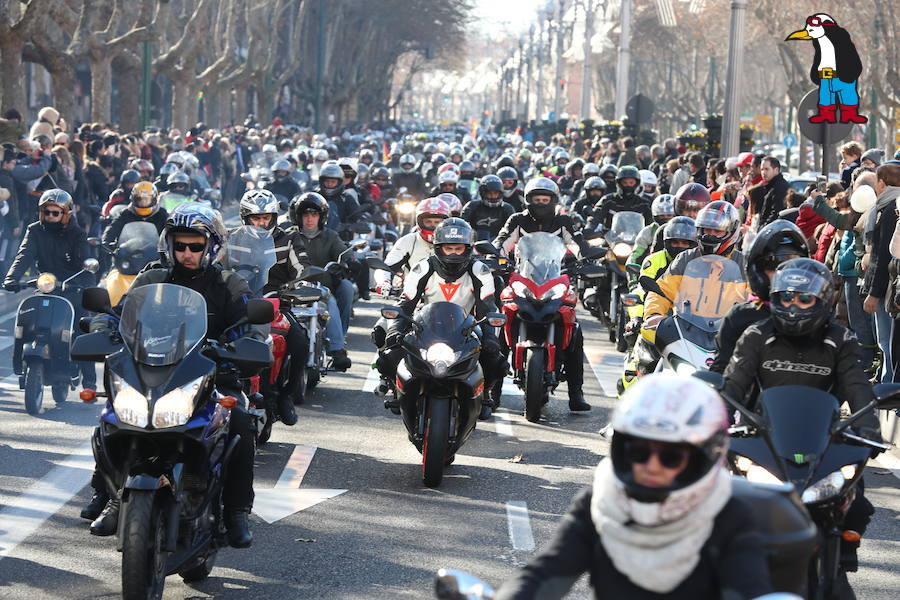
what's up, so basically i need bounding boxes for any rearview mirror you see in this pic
[621,293,641,307]
[381,307,400,320]
[639,275,669,301]
[692,370,725,391]
[434,569,495,600]
[474,241,499,256]
[83,258,100,273]
[82,287,113,313]
[246,298,275,324]
[626,263,641,275]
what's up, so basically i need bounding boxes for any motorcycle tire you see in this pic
[258,411,274,445]
[24,362,44,416]
[121,490,168,600]
[422,398,450,488]
[615,315,628,353]
[524,350,546,423]
[179,550,217,583]
[52,382,69,404]
[306,366,320,391]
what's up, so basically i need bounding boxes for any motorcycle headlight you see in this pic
[588,237,605,247]
[541,283,568,301]
[152,376,205,428]
[36,273,57,293]
[613,242,632,259]
[734,456,782,485]
[397,201,416,214]
[424,342,457,376]
[511,280,535,299]
[112,374,149,428]
[801,465,857,503]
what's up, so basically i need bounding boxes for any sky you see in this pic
[474,0,546,34]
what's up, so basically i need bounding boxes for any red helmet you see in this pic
[415,197,452,242]
[436,192,462,216]
[673,183,712,216]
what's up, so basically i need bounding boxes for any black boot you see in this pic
[277,392,298,426]
[490,380,502,410]
[568,389,591,412]
[329,350,352,371]
[224,508,253,548]
[90,498,120,536]
[479,400,493,420]
[81,489,109,521]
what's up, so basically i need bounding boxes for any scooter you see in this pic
[12,258,100,415]
[71,284,273,600]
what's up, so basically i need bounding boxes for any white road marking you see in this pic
[273,443,316,489]
[493,411,514,437]
[874,451,900,483]
[584,347,624,397]
[363,366,381,392]
[0,441,94,560]
[501,376,523,396]
[505,501,535,551]
[0,336,13,352]
[0,309,18,323]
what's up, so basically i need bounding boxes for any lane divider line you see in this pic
[493,411,514,437]
[584,348,624,398]
[505,501,535,551]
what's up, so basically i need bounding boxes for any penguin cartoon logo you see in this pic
[786,14,867,125]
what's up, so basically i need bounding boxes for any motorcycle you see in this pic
[392,187,417,237]
[103,221,160,306]
[380,302,505,487]
[70,284,273,600]
[643,254,746,375]
[478,233,603,423]
[722,378,899,600]
[12,258,100,414]
[582,211,644,349]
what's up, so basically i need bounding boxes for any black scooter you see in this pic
[12,258,100,414]
[71,284,273,600]
[381,302,505,488]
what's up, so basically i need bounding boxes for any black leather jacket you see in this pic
[460,200,515,240]
[5,220,90,284]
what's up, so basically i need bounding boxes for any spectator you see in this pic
[635,144,651,169]
[669,155,690,195]
[757,156,788,229]
[0,109,24,145]
[615,136,637,167]
[839,141,863,190]
[648,144,666,176]
[795,181,841,238]
[778,189,803,223]
[28,106,61,140]
[687,152,707,186]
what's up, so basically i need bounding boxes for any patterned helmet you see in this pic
[415,197,452,242]
[163,203,224,269]
[130,181,160,217]
[239,189,280,230]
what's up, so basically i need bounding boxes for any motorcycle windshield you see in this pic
[673,255,747,332]
[223,226,277,295]
[517,233,566,285]
[117,222,160,274]
[414,302,474,348]
[120,283,208,366]
[759,386,837,465]
[608,211,644,244]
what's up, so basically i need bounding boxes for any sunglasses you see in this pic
[173,241,206,253]
[776,290,816,304]
[624,439,692,469]
[42,209,62,217]
[806,16,833,27]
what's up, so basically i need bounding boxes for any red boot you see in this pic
[809,104,837,123]
[839,105,868,124]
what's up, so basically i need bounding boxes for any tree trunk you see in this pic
[90,54,113,124]
[117,61,141,133]
[205,87,220,129]
[233,87,247,125]
[0,39,27,115]
[170,74,191,131]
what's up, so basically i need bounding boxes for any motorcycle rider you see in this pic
[103,169,141,216]
[587,165,652,231]
[241,189,310,422]
[101,181,168,248]
[497,165,524,212]
[627,194,675,278]
[315,161,360,232]
[710,220,808,373]
[159,171,195,212]
[458,159,479,199]
[289,192,353,371]
[643,201,744,332]
[430,169,472,205]
[493,177,593,412]
[264,158,301,205]
[647,183,713,255]
[3,189,97,395]
[461,175,515,241]
[153,162,179,194]
[372,166,395,199]
[394,154,426,199]
[556,159,585,201]
[83,204,262,548]
[496,373,774,599]
[639,169,659,202]
[376,218,506,420]
[598,164,618,191]
[723,258,879,574]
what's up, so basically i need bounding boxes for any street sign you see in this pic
[797,90,852,145]
[783,134,796,147]
[626,94,654,125]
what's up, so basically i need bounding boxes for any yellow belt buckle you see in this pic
[820,68,834,79]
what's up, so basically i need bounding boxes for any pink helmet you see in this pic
[436,192,462,216]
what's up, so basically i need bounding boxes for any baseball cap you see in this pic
[735,152,754,167]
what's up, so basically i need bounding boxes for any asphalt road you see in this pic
[0,293,898,599]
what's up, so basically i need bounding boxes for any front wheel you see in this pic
[24,362,44,415]
[121,491,168,600]
[52,381,69,404]
[524,349,547,423]
[422,398,451,488]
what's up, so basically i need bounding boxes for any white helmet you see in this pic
[165,152,184,166]
[313,148,328,162]
[438,169,460,186]
[639,169,658,189]
[609,373,729,523]
[400,154,416,172]
[262,143,277,154]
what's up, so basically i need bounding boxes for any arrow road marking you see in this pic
[505,501,535,551]
[252,444,346,524]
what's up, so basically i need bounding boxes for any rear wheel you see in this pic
[422,398,450,488]
[524,350,546,423]
[121,491,168,600]
[306,366,320,391]
[257,411,273,445]
[24,362,44,415]
[52,381,69,404]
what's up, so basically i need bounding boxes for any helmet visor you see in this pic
[770,268,831,297]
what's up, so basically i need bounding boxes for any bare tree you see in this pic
[0,0,46,112]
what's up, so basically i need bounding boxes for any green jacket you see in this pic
[292,226,347,289]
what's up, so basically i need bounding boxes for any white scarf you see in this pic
[590,458,732,594]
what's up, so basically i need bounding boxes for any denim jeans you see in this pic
[324,294,345,352]
[874,299,893,382]
[332,279,354,335]
[818,77,860,106]
[843,279,876,369]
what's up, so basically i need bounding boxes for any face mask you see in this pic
[42,221,63,231]
[301,226,321,239]
[528,203,554,220]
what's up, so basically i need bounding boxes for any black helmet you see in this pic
[497,166,519,198]
[495,154,515,170]
[372,166,390,184]
[290,192,329,229]
[478,174,504,207]
[167,172,191,195]
[695,201,741,256]
[673,183,711,216]
[616,165,641,195]
[318,161,345,198]
[524,177,559,221]
[565,158,585,176]
[459,160,475,178]
[770,258,835,337]
[120,169,141,187]
[584,176,606,199]
[746,220,809,300]
[432,217,474,279]
[662,216,698,258]
[598,164,618,184]
[239,189,280,230]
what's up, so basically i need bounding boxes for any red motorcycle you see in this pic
[479,233,602,422]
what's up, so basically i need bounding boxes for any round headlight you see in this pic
[398,202,416,214]
[36,273,57,293]
[425,342,456,365]
[613,242,632,258]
